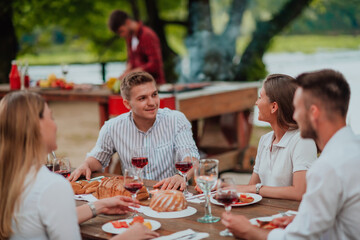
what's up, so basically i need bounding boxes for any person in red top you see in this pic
[108,10,166,84]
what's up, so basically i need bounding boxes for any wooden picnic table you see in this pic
[78,173,299,240]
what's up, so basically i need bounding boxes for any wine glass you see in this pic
[54,157,71,178]
[131,147,149,178]
[216,178,237,236]
[46,154,55,171]
[175,148,195,196]
[194,159,220,223]
[123,168,144,201]
[61,63,69,81]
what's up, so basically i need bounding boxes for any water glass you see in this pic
[194,159,220,223]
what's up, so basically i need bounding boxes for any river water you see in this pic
[27,49,360,134]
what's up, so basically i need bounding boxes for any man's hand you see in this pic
[153,175,185,190]
[221,212,269,240]
[111,223,160,240]
[96,196,140,215]
[68,162,92,182]
[271,216,295,228]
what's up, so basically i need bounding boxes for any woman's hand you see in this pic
[96,196,140,215]
[111,223,160,240]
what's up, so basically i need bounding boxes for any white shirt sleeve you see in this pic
[38,179,81,240]
[291,138,317,172]
[268,162,341,240]
[87,121,115,167]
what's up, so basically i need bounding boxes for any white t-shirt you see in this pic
[253,129,317,186]
[268,126,360,239]
[10,166,81,240]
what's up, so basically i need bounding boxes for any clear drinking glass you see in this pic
[61,63,69,80]
[194,159,220,223]
[216,178,237,236]
[131,147,149,178]
[54,157,71,178]
[175,149,195,196]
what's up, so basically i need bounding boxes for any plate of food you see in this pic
[210,193,262,207]
[102,216,160,234]
[249,217,279,229]
[249,210,297,229]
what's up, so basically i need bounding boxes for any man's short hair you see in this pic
[108,10,129,33]
[121,71,156,100]
[296,69,350,118]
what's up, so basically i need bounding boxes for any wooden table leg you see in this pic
[236,110,252,150]
[98,103,109,128]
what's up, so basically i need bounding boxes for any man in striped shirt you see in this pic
[69,71,199,190]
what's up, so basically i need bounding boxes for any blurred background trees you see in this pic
[1,0,359,83]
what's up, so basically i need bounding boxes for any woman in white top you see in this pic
[0,91,159,240]
[235,74,317,200]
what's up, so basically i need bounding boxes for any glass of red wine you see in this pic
[46,154,54,171]
[216,178,237,236]
[124,168,143,218]
[175,149,194,196]
[124,168,144,201]
[131,147,149,178]
[54,157,71,178]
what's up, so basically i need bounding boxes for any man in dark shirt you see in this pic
[108,10,165,84]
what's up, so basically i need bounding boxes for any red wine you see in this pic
[216,192,239,206]
[46,164,53,171]
[175,162,193,173]
[124,183,143,194]
[55,170,71,178]
[131,157,148,168]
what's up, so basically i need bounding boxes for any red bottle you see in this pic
[24,62,30,88]
[9,60,21,90]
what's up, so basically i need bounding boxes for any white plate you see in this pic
[249,211,298,226]
[102,219,161,234]
[210,193,262,207]
[142,206,197,219]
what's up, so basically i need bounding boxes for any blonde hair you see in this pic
[0,91,46,239]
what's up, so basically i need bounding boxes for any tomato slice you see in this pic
[130,216,144,225]
[111,221,129,228]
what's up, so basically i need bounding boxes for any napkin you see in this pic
[154,229,209,240]
[74,194,98,202]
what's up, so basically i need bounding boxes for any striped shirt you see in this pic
[87,108,199,181]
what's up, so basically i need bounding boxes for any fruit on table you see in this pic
[106,77,117,89]
[112,79,121,94]
[36,73,74,90]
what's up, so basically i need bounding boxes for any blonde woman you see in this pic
[0,91,159,240]
[234,74,317,200]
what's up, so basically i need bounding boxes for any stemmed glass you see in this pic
[216,178,237,236]
[123,168,144,201]
[131,147,149,178]
[61,63,69,81]
[175,149,194,196]
[194,159,220,223]
[54,157,71,178]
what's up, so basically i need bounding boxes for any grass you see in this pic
[17,34,360,65]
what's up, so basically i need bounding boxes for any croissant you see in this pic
[95,176,149,201]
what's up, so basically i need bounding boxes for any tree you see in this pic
[1,0,315,84]
[0,1,18,83]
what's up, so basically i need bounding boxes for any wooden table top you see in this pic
[78,173,299,240]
